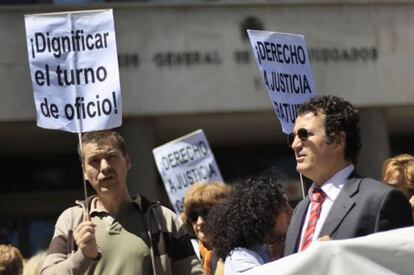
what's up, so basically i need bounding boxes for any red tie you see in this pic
[300,187,326,251]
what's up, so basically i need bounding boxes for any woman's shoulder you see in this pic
[224,247,266,274]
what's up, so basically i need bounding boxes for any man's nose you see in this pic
[100,158,111,171]
[291,134,302,150]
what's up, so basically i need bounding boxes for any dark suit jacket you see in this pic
[284,172,413,256]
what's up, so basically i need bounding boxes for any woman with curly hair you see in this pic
[206,176,292,275]
[181,182,232,275]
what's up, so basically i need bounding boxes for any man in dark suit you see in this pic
[284,95,413,256]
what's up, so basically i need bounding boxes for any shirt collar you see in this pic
[89,195,143,215]
[309,164,354,201]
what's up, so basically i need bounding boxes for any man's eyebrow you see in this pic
[86,154,99,160]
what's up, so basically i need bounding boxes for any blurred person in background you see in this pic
[382,154,414,218]
[206,176,292,275]
[182,182,232,275]
[23,250,46,275]
[0,244,23,275]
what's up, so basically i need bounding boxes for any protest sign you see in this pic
[153,129,223,213]
[247,30,316,134]
[25,9,121,133]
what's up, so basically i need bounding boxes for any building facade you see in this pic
[0,1,413,255]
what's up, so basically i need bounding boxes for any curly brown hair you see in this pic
[298,95,361,164]
[205,176,287,259]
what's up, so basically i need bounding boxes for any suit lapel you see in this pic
[285,197,310,254]
[319,175,361,237]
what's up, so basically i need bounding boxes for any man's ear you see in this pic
[334,131,346,150]
[83,171,89,181]
[82,162,89,181]
[126,154,132,170]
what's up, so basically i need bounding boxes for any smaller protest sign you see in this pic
[247,30,316,134]
[153,129,223,213]
[25,9,121,133]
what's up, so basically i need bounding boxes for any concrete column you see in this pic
[119,119,169,205]
[356,108,390,180]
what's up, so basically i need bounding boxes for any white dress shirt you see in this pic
[298,164,355,249]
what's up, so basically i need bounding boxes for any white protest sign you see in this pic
[153,129,223,213]
[247,30,316,134]
[25,9,121,133]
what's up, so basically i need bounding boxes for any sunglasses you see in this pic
[287,128,311,147]
[188,208,210,223]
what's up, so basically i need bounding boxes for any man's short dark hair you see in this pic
[298,95,361,164]
[78,130,128,160]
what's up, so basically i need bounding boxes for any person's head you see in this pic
[289,95,361,185]
[22,250,46,275]
[182,182,232,247]
[206,176,292,259]
[0,245,23,275]
[80,130,131,197]
[382,154,414,199]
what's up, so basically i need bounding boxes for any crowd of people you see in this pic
[1,95,413,275]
